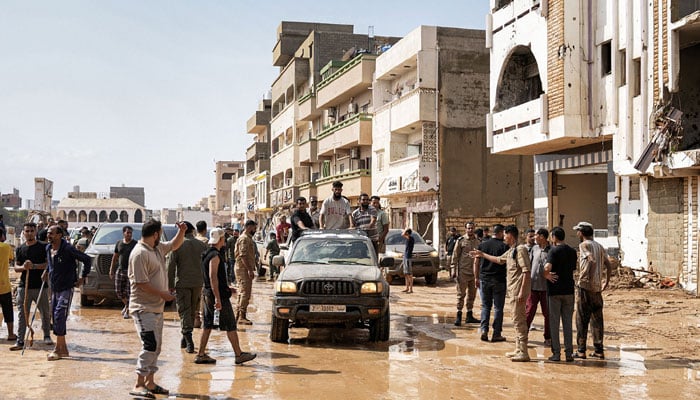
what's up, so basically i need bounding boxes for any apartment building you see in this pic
[487,0,699,293]
[245,98,272,228]
[213,160,244,226]
[372,26,533,246]
[268,22,399,214]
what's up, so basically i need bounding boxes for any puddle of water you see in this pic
[618,346,647,377]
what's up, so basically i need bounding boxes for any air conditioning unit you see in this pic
[311,172,319,182]
[350,147,360,159]
[327,107,336,118]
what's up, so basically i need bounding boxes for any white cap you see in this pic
[208,228,225,244]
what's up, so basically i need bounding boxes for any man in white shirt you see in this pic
[319,181,351,230]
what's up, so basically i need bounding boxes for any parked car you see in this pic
[270,230,394,343]
[382,229,440,284]
[81,223,142,306]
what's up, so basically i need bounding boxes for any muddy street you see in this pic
[1,272,699,399]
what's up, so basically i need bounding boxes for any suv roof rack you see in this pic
[300,229,368,237]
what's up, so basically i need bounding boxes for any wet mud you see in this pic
[1,272,699,399]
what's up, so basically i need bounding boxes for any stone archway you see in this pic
[99,211,108,222]
[109,210,118,222]
[120,210,129,222]
[134,209,143,223]
[79,210,88,222]
[68,210,77,222]
[89,210,98,222]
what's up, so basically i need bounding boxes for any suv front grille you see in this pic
[97,255,112,275]
[301,280,356,296]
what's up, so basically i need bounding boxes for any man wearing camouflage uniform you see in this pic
[452,222,480,326]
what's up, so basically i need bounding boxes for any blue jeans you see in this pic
[479,280,506,336]
[548,294,575,356]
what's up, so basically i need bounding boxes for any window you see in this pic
[632,58,641,97]
[619,50,626,87]
[629,176,640,200]
[407,143,422,157]
[601,41,612,76]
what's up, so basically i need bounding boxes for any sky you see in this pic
[0,0,489,210]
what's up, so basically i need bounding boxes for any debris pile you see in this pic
[613,266,679,290]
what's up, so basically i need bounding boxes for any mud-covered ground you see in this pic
[1,271,699,399]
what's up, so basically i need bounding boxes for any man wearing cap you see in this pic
[308,196,321,229]
[167,221,207,353]
[225,228,240,286]
[194,228,256,365]
[572,221,611,360]
[234,220,258,325]
[320,181,352,230]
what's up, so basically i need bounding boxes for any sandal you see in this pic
[47,351,62,361]
[147,384,169,395]
[128,388,155,399]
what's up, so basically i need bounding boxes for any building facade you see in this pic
[487,0,700,293]
[373,26,533,246]
[245,98,273,229]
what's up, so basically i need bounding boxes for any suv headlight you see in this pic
[430,251,439,258]
[275,281,297,293]
[361,282,383,294]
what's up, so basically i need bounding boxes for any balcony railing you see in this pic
[317,54,374,91]
[319,113,372,139]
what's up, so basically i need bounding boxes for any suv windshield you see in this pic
[385,231,426,246]
[93,225,143,245]
[290,239,373,266]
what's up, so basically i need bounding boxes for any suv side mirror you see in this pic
[379,257,394,268]
[426,240,433,246]
[272,255,286,267]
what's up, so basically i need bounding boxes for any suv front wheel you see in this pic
[270,313,289,343]
[368,306,390,342]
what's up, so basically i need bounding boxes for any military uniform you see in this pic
[452,235,480,325]
[497,244,531,360]
[234,231,256,324]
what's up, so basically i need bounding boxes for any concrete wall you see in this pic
[438,27,533,224]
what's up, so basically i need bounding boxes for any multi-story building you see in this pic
[373,25,533,246]
[245,98,272,228]
[268,22,399,214]
[487,0,699,293]
[213,161,244,226]
[1,188,22,209]
[110,185,145,207]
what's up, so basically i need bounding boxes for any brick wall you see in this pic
[547,0,565,119]
[683,177,698,289]
[445,211,535,239]
[647,177,684,277]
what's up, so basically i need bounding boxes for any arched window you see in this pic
[79,210,88,222]
[109,211,118,222]
[494,46,543,112]
[57,210,66,220]
[68,210,77,222]
[88,210,98,222]
[99,211,108,222]
[134,209,143,223]
[120,210,129,222]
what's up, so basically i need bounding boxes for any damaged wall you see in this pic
[647,177,684,277]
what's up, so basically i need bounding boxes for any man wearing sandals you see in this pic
[45,225,92,360]
[194,228,256,365]
[128,219,186,398]
[572,221,611,360]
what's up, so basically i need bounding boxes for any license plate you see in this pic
[310,304,346,313]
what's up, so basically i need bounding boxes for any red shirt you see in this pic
[276,222,291,243]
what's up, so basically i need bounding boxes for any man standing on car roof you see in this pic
[290,197,314,244]
[319,181,352,230]
[350,193,378,254]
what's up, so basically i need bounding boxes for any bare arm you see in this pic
[169,222,187,251]
[209,256,223,310]
[109,253,119,279]
[602,256,612,290]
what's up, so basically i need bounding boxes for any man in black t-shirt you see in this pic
[110,226,137,319]
[474,224,508,342]
[544,226,577,362]
[290,197,314,244]
[194,228,256,365]
[11,222,51,350]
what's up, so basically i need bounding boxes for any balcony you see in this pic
[379,155,438,196]
[298,91,321,121]
[491,0,543,34]
[298,138,318,164]
[270,186,299,207]
[246,142,270,162]
[298,182,317,201]
[374,88,436,134]
[247,110,270,134]
[271,57,310,107]
[270,143,297,177]
[315,169,371,198]
[317,113,372,156]
[316,54,376,109]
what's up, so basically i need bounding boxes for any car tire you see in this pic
[369,305,390,342]
[80,294,94,307]
[270,313,289,343]
[424,273,438,285]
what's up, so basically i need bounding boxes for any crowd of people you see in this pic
[447,220,612,363]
